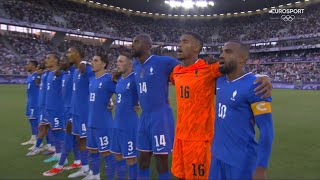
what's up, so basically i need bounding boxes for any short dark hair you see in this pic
[227,40,250,59]
[71,46,85,58]
[183,31,204,53]
[29,60,38,67]
[119,51,133,61]
[48,52,60,62]
[95,52,108,69]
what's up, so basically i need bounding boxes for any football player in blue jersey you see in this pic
[67,46,94,178]
[43,55,81,176]
[22,60,39,146]
[131,34,180,179]
[209,41,274,180]
[26,60,55,156]
[110,52,139,180]
[41,52,66,164]
[83,52,117,180]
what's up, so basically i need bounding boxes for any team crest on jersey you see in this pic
[99,82,103,88]
[126,82,131,89]
[195,69,198,77]
[150,67,154,75]
[78,73,81,79]
[53,76,56,80]
[62,80,65,87]
[140,69,145,78]
[231,90,237,101]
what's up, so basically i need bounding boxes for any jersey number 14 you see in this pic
[139,82,147,93]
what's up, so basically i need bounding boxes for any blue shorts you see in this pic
[87,127,112,152]
[111,129,137,158]
[137,105,175,154]
[26,106,37,119]
[209,157,255,180]
[38,108,49,125]
[46,110,64,130]
[72,115,87,138]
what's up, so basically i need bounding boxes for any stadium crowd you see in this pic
[1,0,320,43]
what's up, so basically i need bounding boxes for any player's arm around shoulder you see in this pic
[208,61,222,78]
[249,82,274,180]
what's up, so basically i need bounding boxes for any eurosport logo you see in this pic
[269,8,304,21]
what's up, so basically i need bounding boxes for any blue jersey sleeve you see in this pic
[165,56,180,74]
[248,82,274,168]
[85,65,95,78]
[106,76,116,93]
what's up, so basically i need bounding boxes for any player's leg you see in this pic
[83,127,101,180]
[44,111,64,163]
[137,113,153,179]
[68,116,90,178]
[22,108,37,145]
[43,121,73,176]
[26,122,49,156]
[63,120,81,170]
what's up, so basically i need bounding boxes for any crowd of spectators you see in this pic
[1,0,319,43]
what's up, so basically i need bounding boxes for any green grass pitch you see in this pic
[0,84,319,179]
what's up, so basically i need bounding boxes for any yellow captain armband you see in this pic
[251,101,272,116]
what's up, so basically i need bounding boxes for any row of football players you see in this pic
[24,47,141,179]
[23,32,274,180]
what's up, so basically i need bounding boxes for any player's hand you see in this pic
[112,70,122,82]
[79,61,87,74]
[253,167,267,180]
[107,104,114,111]
[55,69,61,77]
[134,103,140,112]
[35,76,41,86]
[254,76,272,98]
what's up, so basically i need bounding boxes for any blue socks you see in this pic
[47,129,54,145]
[89,153,101,175]
[72,136,80,161]
[80,150,88,166]
[35,138,43,148]
[158,171,170,180]
[104,155,115,180]
[116,160,126,179]
[53,130,64,154]
[128,163,137,180]
[138,168,150,180]
[58,132,74,166]
[29,119,38,135]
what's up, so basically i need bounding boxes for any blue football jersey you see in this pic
[38,71,49,109]
[71,65,95,116]
[133,55,180,112]
[114,72,139,130]
[88,73,116,129]
[26,72,39,110]
[212,73,272,168]
[46,71,63,113]
[62,66,75,108]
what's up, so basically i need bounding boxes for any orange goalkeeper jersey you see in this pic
[171,59,221,141]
